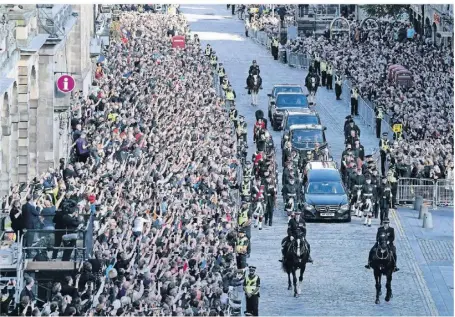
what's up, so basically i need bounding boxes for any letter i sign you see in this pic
[57,75,75,93]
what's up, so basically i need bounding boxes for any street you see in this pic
[183,5,439,316]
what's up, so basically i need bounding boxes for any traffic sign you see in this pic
[56,75,75,93]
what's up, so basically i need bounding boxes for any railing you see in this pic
[396,177,454,209]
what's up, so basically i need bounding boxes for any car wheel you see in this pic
[344,213,351,222]
[268,110,272,120]
[272,118,277,131]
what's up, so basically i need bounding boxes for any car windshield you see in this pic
[273,86,302,97]
[276,94,308,108]
[307,182,345,194]
[286,115,319,129]
[291,129,324,144]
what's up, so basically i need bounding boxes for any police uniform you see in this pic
[241,178,252,202]
[237,116,247,143]
[379,133,390,175]
[238,202,252,255]
[226,87,236,102]
[230,106,239,129]
[351,87,359,116]
[326,64,333,90]
[205,45,212,57]
[366,218,399,271]
[271,37,279,60]
[218,63,226,85]
[236,229,249,269]
[378,177,392,225]
[375,106,384,138]
[335,75,342,100]
[210,53,218,68]
[244,266,260,316]
[222,79,229,92]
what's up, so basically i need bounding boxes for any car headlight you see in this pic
[340,204,349,210]
[303,202,314,210]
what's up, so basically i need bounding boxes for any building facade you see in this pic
[410,4,453,47]
[0,4,95,196]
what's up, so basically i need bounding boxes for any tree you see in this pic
[361,5,410,19]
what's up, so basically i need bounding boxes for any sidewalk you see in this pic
[395,207,454,316]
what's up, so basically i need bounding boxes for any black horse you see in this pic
[282,231,309,297]
[370,232,395,304]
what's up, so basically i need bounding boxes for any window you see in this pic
[307,182,345,194]
[276,94,308,108]
[287,115,319,128]
[273,86,302,97]
[291,129,324,144]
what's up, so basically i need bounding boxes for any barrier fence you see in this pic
[245,25,395,140]
[396,177,454,209]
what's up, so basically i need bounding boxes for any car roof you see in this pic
[307,169,341,182]
[276,92,306,96]
[306,161,337,170]
[289,124,324,131]
[273,84,302,88]
[285,109,318,116]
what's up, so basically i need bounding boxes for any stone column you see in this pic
[17,65,30,183]
[28,100,38,179]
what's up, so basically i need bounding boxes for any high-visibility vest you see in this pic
[376,109,383,119]
[320,61,327,71]
[230,110,237,121]
[237,124,246,135]
[210,55,217,65]
[238,209,249,226]
[245,275,258,294]
[226,91,235,100]
[222,83,228,90]
[327,67,332,75]
[205,47,211,55]
[236,237,248,253]
[380,139,389,151]
[218,67,225,77]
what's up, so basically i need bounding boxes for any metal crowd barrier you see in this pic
[436,179,454,207]
[397,178,436,208]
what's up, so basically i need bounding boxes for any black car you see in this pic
[280,109,321,149]
[269,92,309,131]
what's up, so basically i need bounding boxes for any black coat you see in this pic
[376,227,395,244]
[21,202,40,230]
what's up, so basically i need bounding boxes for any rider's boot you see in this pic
[307,255,313,263]
[365,261,371,269]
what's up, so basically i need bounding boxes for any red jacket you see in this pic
[254,121,266,135]
[254,152,263,165]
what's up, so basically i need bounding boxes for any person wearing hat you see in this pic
[379,132,390,175]
[217,62,226,85]
[387,167,398,208]
[243,161,253,182]
[244,266,260,316]
[236,116,248,144]
[236,228,249,270]
[281,176,297,205]
[320,58,327,86]
[263,170,276,227]
[365,217,399,272]
[221,77,230,92]
[335,74,343,100]
[248,60,260,76]
[361,174,376,227]
[326,63,333,90]
[344,119,360,141]
[378,176,392,225]
[370,167,381,218]
[349,167,365,209]
[238,201,252,256]
[350,86,359,116]
[353,139,365,162]
[210,50,218,69]
[225,85,236,104]
[374,105,384,138]
[229,103,239,129]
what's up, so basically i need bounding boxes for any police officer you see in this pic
[271,36,279,60]
[361,174,376,227]
[264,171,276,226]
[205,44,212,57]
[320,59,327,86]
[244,266,260,316]
[226,85,236,104]
[249,60,260,76]
[210,51,218,69]
[365,218,399,272]
[241,178,252,202]
[378,176,392,225]
[236,228,249,270]
[230,103,239,129]
[238,201,252,256]
[218,62,226,85]
[375,106,384,138]
[237,115,248,143]
[335,75,342,100]
[243,161,253,182]
[221,77,230,92]
[313,52,321,75]
[350,86,359,116]
[379,132,390,176]
[387,167,398,208]
[326,63,333,90]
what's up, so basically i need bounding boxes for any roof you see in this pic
[289,124,324,131]
[285,109,317,116]
[273,84,302,88]
[306,161,337,171]
[276,92,306,96]
[307,169,342,182]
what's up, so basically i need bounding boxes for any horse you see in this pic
[363,197,374,227]
[247,74,262,106]
[282,231,310,297]
[370,232,395,304]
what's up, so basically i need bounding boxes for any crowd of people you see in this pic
[1,10,246,317]
[264,18,454,181]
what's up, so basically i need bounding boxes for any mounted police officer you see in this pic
[218,62,226,85]
[280,212,313,263]
[244,266,260,316]
[238,201,252,256]
[361,174,376,227]
[335,75,343,100]
[379,132,390,175]
[264,170,276,226]
[365,218,399,272]
[305,68,320,96]
[378,176,393,225]
[249,60,260,76]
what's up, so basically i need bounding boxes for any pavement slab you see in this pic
[182,5,442,316]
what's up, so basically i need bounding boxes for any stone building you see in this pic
[0,4,95,196]
[410,4,453,47]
